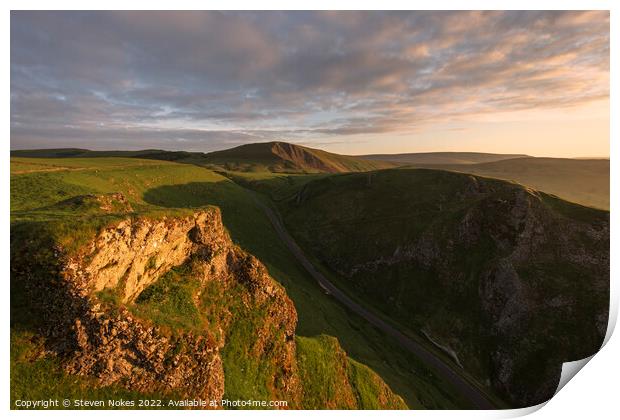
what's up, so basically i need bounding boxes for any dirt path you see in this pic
[248,191,496,410]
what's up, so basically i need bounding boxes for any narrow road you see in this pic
[249,192,495,410]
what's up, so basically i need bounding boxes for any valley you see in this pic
[10,142,610,409]
[10,156,464,409]
[10,9,610,412]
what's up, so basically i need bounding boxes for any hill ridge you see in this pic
[361,151,531,165]
[11,142,396,174]
[203,141,396,173]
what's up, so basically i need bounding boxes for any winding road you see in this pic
[248,191,495,410]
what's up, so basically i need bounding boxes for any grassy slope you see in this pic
[203,172,506,407]
[12,142,396,174]
[361,152,529,165]
[10,148,169,159]
[225,170,508,399]
[15,147,607,209]
[202,142,396,173]
[222,171,329,202]
[10,157,470,409]
[127,258,287,406]
[406,157,609,210]
[296,335,406,409]
[272,167,608,406]
[128,264,406,409]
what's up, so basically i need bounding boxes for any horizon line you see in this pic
[8,144,611,160]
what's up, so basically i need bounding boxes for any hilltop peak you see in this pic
[203,141,395,173]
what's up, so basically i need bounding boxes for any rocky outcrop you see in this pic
[67,307,224,400]
[11,203,404,409]
[65,209,229,302]
[11,207,299,406]
[271,142,339,173]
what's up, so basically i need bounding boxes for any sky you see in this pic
[10,11,610,157]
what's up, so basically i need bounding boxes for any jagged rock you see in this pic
[12,207,301,407]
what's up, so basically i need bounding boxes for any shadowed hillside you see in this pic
[11,148,169,159]
[278,168,609,408]
[10,152,609,409]
[12,142,397,174]
[11,156,466,409]
[405,157,609,210]
[361,152,529,165]
[11,146,609,210]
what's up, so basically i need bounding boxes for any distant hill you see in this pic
[407,157,609,210]
[11,146,609,209]
[361,152,529,165]
[11,142,396,173]
[10,148,168,159]
[202,142,396,173]
[11,148,92,158]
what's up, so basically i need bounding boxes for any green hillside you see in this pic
[11,146,609,210]
[11,148,609,409]
[406,157,609,210]
[361,152,529,165]
[202,142,396,173]
[10,157,472,409]
[276,168,609,407]
[11,142,397,174]
[10,148,170,159]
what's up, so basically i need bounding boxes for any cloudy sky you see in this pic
[11,11,609,156]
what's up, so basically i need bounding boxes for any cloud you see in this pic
[10,10,609,151]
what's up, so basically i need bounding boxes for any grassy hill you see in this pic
[11,146,609,210]
[201,142,396,173]
[10,148,171,159]
[361,152,529,165]
[11,157,476,409]
[405,157,609,210]
[275,168,609,407]
[12,154,608,408]
[11,142,397,174]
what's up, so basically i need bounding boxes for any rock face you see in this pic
[12,208,298,405]
[284,169,610,408]
[11,204,404,409]
[66,209,229,302]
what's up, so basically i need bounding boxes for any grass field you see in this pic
[10,156,474,409]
